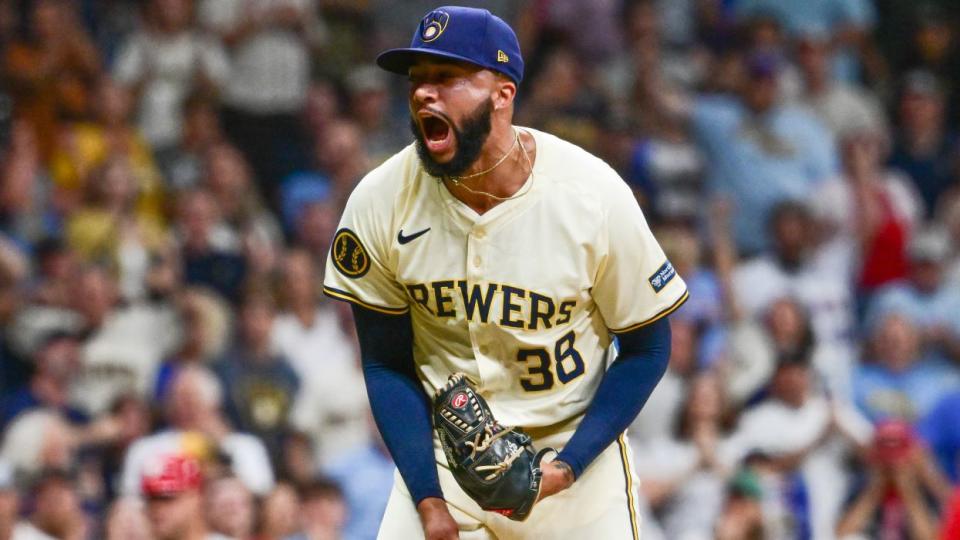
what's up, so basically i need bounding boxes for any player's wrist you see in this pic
[416,497,449,518]
[552,451,582,481]
[550,459,576,487]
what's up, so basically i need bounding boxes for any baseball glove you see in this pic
[433,373,554,521]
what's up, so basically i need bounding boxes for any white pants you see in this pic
[377,433,642,540]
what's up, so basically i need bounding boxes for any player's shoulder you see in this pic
[344,143,421,210]
[527,127,632,203]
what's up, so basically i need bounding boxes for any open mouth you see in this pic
[418,112,454,155]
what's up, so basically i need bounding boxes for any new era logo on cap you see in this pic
[377,6,524,85]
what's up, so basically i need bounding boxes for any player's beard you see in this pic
[411,99,493,179]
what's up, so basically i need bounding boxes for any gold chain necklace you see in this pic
[449,129,519,182]
[442,129,534,202]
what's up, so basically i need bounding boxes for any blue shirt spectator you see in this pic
[692,93,838,254]
[854,359,960,424]
[732,0,876,81]
[733,0,875,36]
[864,229,960,363]
[853,314,960,423]
[324,441,394,540]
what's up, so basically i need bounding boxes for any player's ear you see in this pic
[492,76,516,111]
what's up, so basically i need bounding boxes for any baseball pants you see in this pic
[377,432,642,540]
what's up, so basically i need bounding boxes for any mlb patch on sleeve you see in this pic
[648,261,677,293]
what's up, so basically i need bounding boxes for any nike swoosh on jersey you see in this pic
[398,227,431,245]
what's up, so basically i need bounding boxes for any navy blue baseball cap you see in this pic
[377,6,524,85]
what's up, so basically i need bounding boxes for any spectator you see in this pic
[292,478,347,540]
[277,250,367,466]
[213,291,299,462]
[141,454,210,540]
[866,228,960,362]
[48,77,165,222]
[516,47,608,154]
[291,200,338,270]
[24,238,77,310]
[515,0,623,65]
[837,421,947,539]
[162,93,226,191]
[71,265,179,415]
[259,483,301,540]
[810,128,923,301]
[895,5,960,124]
[344,65,407,164]
[634,373,736,540]
[121,365,274,497]
[64,157,169,299]
[323,419,394,540]
[854,313,960,424]
[603,0,705,110]
[204,476,254,540]
[714,469,766,540]
[732,201,857,397]
[92,395,154,505]
[153,288,231,402]
[727,351,873,539]
[199,0,325,195]
[888,70,960,218]
[104,498,151,540]
[630,316,700,442]
[311,119,370,211]
[731,0,877,82]
[13,469,88,540]
[656,225,723,350]
[176,188,247,304]
[723,297,815,406]
[0,121,56,247]
[0,330,86,429]
[201,143,282,280]
[794,25,887,140]
[0,411,76,479]
[2,0,101,159]
[679,52,839,254]
[112,0,229,156]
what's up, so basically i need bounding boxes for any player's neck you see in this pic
[446,124,536,215]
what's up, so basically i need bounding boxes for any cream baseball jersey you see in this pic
[323,128,688,429]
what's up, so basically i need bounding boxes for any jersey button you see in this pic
[474,229,486,239]
[479,345,489,355]
[473,256,482,267]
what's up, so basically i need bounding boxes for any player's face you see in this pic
[408,59,498,177]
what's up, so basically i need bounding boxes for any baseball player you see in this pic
[323,6,688,539]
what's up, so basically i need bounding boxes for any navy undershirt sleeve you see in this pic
[350,305,443,504]
[554,317,672,479]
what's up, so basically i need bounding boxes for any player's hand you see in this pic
[417,498,459,540]
[537,460,575,502]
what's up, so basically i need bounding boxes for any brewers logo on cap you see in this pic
[420,10,449,42]
[331,228,370,278]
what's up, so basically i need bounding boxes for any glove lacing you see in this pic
[466,423,527,480]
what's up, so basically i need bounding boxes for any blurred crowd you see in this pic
[0,0,959,538]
